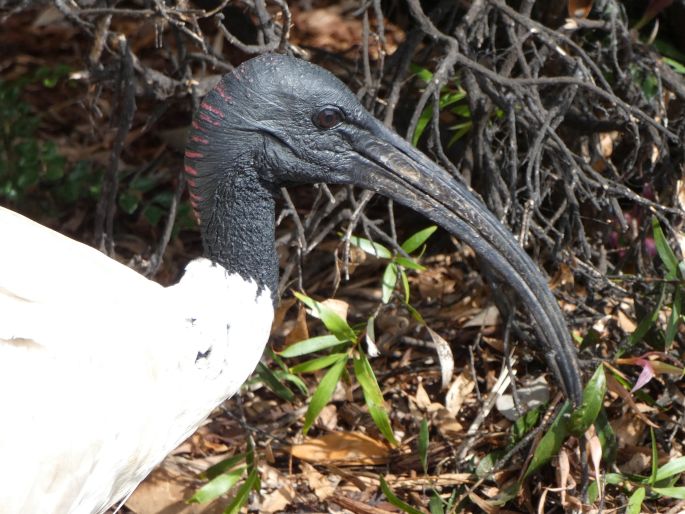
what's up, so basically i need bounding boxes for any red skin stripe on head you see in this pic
[185,151,204,159]
[192,120,203,130]
[215,84,231,101]
[189,191,202,201]
[201,102,225,118]
[184,164,198,176]
[187,178,196,188]
[199,113,220,126]
[191,135,209,144]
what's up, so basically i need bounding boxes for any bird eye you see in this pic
[313,106,344,129]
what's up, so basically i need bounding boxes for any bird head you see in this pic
[185,53,583,406]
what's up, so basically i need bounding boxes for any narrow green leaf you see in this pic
[656,456,685,482]
[586,481,599,504]
[664,57,685,74]
[290,353,348,374]
[379,476,426,514]
[189,468,246,503]
[255,362,294,402]
[594,409,617,465]
[279,335,345,358]
[524,402,572,478]
[412,106,433,146]
[419,419,429,474]
[400,270,410,304]
[570,365,607,436]
[353,352,398,446]
[652,486,685,499]
[652,217,679,278]
[405,303,425,325]
[294,292,356,341]
[664,286,682,349]
[401,226,437,253]
[429,494,444,514]
[349,234,392,259]
[223,468,259,514]
[303,355,347,434]
[278,372,309,395]
[203,453,246,480]
[394,256,426,271]
[511,405,543,444]
[650,427,659,485]
[626,487,646,514]
[382,263,398,303]
[410,63,434,83]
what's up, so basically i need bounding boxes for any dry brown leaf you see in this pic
[300,462,340,501]
[426,327,454,390]
[463,305,500,328]
[271,297,296,336]
[291,431,390,465]
[445,370,476,417]
[126,468,227,514]
[567,0,594,18]
[617,309,637,334]
[557,448,570,508]
[606,374,659,428]
[284,303,309,346]
[321,298,350,322]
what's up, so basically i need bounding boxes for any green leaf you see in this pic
[400,270,411,303]
[594,409,617,465]
[405,303,425,325]
[222,467,259,514]
[652,217,679,278]
[664,56,685,74]
[290,353,348,374]
[401,226,438,253]
[294,292,356,341]
[394,256,426,271]
[255,362,294,402]
[379,476,426,514]
[650,427,659,485]
[570,365,607,436]
[511,405,543,444]
[203,453,246,480]
[277,371,309,395]
[189,467,246,504]
[412,105,434,146]
[652,486,685,499]
[382,263,398,303]
[429,494,444,514]
[280,335,345,358]
[303,355,347,434]
[353,352,398,446]
[656,456,685,482]
[626,487,645,514]
[664,286,682,349]
[419,419,429,474]
[349,235,392,259]
[524,402,572,478]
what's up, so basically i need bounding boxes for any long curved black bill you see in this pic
[342,120,583,406]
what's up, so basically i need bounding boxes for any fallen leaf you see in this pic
[445,370,476,417]
[291,431,390,465]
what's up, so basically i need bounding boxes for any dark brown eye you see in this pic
[313,106,344,129]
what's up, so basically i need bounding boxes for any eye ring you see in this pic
[313,106,344,130]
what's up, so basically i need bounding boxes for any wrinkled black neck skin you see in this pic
[201,162,279,303]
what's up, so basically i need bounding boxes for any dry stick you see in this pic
[147,170,186,278]
[94,35,136,255]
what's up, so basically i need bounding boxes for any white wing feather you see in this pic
[0,206,273,514]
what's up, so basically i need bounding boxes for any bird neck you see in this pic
[200,165,278,302]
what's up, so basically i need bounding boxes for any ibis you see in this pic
[0,53,582,514]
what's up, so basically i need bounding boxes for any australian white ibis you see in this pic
[0,53,582,514]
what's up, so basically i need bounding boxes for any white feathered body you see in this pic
[0,206,273,514]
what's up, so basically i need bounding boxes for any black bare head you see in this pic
[185,53,583,406]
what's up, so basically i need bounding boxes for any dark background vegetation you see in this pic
[1,0,684,512]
